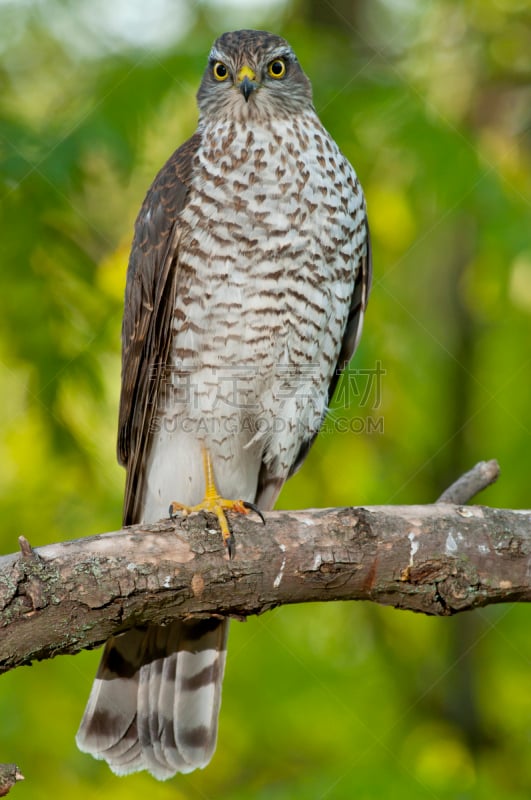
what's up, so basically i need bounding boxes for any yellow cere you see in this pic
[236,65,256,83]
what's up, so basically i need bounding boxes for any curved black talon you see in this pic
[225,532,236,560]
[243,501,266,525]
[169,504,175,519]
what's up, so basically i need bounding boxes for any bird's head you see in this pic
[197,30,313,121]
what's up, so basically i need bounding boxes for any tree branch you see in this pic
[436,459,500,504]
[1,495,530,674]
[0,764,24,797]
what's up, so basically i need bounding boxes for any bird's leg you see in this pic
[169,446,265,558]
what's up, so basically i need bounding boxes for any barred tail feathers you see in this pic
[76,618,229,779]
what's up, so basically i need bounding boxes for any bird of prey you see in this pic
[76,28,371,779]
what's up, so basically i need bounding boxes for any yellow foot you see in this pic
[168,448,265,558]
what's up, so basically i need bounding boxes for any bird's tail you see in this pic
[76,617,229,779]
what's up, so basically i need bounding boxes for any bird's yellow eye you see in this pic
[213,61,229,81]
[268,58,286,79]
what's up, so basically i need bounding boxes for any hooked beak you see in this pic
[237,65,258,102]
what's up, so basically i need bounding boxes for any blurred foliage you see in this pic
[0,0,530,798]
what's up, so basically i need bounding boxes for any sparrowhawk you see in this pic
[76,29,371,779]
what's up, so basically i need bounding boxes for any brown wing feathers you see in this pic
[118,133,201,526]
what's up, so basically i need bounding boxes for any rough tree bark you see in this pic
[1,461,529,676]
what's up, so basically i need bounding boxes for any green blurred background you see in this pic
[0,0,530,798]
